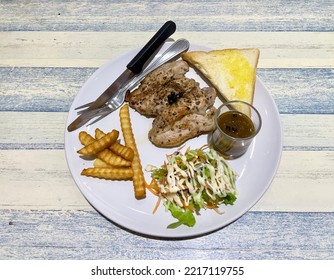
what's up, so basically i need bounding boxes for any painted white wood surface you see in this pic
[0,0,333,260]
[1,32,333,68]
[1,0,332,32]
[1,210,333,259]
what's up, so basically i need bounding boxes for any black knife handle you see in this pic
[126,20,176,74]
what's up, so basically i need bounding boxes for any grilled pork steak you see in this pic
[149,105,216,147]
[126,60,190,117]
[126,60,216,147]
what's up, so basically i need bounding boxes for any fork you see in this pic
[75,39,190,125]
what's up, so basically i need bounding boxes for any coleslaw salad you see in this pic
[146,145,238,228]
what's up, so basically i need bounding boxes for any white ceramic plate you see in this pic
[65,42,282,238]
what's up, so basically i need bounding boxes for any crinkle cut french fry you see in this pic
[81,167,133,180]
[119,104,146,199]
[93,158,112,168]
[95,128,134,161]
[77,130,119,155]
[98,149,132,167]
[111,142,135,162]
[95,128,107,139]
[78,130,131,167]
[79,131,95,146]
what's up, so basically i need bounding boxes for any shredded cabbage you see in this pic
[147,145,238,228]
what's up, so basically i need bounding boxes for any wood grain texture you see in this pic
[1,0,333,32]
[0,210,333,259]
[0,149,87,210]
[1,67,333,113]
[1,32,333,68]
[1,0,333,260]
[0,67,93,112]
[0,112,333,151]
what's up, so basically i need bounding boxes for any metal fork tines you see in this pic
[86,90,129,125]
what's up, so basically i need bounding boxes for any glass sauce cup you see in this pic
[210,100,262,159]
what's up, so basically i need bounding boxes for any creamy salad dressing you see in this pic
[147,146,238,227]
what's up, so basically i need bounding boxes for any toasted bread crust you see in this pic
[182,48,259,106]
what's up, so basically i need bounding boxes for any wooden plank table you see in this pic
[0,0,333,259]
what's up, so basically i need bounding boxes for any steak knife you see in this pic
[67,20,176,132]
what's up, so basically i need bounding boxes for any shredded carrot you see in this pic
[180,197,194,212]
[152,196,162,214]
[147,187,158,196]
[161,175,166,186]
[197,144,208,157]
[146,179,160,196]
[206,204,217,209]
[145,179,162,214]
[185,204,194,211]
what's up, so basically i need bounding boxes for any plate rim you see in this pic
[64,42,283,239]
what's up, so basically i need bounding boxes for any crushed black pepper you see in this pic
[167,92,184,105]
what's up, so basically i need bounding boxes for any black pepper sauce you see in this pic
[217,111,255,138]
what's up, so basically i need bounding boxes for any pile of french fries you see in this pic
[77,104,146,199]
